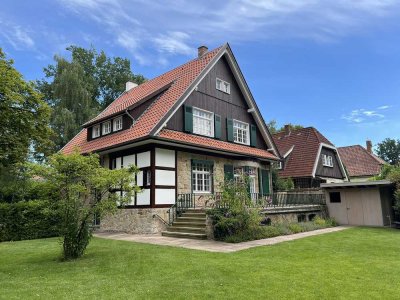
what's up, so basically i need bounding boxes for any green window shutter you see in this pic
[261,169,270,195]
[250,124,257,147]
[227,118,234,142]
[224,164,234,181]
[184,105,193,133]
[214,114,221,139]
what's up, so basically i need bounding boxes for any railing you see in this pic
[210,192,325,209]
[271,192,325,207]
[167,193,195,225]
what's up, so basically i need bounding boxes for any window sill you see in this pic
[193,191,212,194]
[233,140,250,146]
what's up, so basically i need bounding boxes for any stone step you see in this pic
[161,231,207,240]
[172,221,206,228]
[177,217,206,222]
[167,226,206,234]
[181,212,207,218]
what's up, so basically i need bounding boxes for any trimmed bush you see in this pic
[0,200,59,242]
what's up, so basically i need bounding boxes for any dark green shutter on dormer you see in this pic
[184,105,193,133]
[224,164,234,181]
[227,118,234,142]
[214,114,221,139]
[250,124,257,147]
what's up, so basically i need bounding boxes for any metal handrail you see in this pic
[167,194,196,225]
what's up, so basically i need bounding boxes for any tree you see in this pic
[267,119,304,134]
[0,48,53,191]
[376,138,400,165]
[36,45,145,151]
[30,150,139,259]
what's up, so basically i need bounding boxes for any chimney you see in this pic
[284,124,291,136]
[366,140,372,153]
[198,45,208,58]
[126,81,138,92]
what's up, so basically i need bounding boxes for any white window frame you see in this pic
[92,125,101,139]
[102,121,111,135]
[216,78,230,94]
[192,162,213,193]
[113,116,123,131]
[233,119,250,145]
[322,154,333,167]
[193,107,214,138]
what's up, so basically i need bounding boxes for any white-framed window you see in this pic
[113,116,123,131]
[277,161,283,170]
[192,162,213,193]
[193,107,214,137]
[322,154,333,167]
[216,78,230,94]
[233,120,250,145]
[92,125,101,138]
[102,121,111,135]
[234,167,244,183]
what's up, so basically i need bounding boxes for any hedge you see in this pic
[0,200,60,242]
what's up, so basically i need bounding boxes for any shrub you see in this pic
[288,223,304,234]
[313,216,327,226]
[0,200,60,242]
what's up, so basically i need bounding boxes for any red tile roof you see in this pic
[272,127,334,178]
[158,129,278,160]
[61,46,224,155]
[338,145,385,177]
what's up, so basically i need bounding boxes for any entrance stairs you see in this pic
[161,209,207,240]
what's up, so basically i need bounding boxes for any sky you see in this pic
[1,0,400,148]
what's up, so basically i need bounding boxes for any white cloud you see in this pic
[54,0,400,65]
[153,32,194,55]
[0,21,35,50]
[378,105,391,110]
[342,107,386,123]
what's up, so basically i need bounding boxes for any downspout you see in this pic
[125,109,135,128]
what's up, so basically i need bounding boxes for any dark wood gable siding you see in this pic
[315,147,345,179]
[166,56,268,150]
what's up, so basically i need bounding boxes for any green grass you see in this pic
[0,227,399,299]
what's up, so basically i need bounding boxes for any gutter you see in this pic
[125,109,135,128]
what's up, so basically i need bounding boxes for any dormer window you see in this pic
[322,154,333,167]
[113,116,123,131]
[216,78,230,94]
[92,125,100,139]
[102,121,111,135]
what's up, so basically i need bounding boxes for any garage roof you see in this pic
[321,180,393,189]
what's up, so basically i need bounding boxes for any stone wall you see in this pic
[177,151,270,207]
[99,208,169,234]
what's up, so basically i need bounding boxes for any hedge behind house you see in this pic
[0,200,60,242]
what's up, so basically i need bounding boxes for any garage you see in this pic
[321,180,395,226]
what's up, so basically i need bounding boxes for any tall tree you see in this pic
[267,119,304,134]
[376,138,400,165]
[0,48,53,169]
[36,46,145,150]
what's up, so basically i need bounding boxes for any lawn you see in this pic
[0,227,399,299]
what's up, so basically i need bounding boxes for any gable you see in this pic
[166,55,269,150]
[315,147,345,179]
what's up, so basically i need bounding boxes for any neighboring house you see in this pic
[61,44,280,234]
[338,141,386,182]
[272,126,347,189]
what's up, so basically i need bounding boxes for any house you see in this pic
[272,126,347,189]
[61,44,281,234]
[337,141,386,182]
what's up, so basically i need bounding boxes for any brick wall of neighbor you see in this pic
[177,151,270,207]
[99,208,168,234]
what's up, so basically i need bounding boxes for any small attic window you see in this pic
[102,121,111,135]
[216,78,230,94]
[113,116,123,131]
[92,125,100,139]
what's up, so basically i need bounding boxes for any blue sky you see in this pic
[1,0,400,148]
